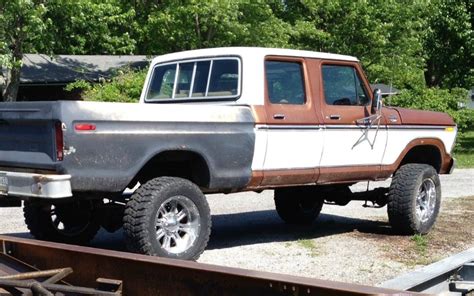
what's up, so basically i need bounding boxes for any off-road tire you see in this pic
[24,200,101,245]
[274,187,324,225]
[387,163,441,234]
[123,177,211,261]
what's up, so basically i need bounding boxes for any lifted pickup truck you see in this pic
[0,47,457,260]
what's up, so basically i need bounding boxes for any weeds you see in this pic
[411,234,428,256]
[297,239,322,257]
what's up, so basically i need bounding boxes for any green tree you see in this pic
[0,0,49,101]
[0,0,137,102]
[43,0,136,55]
[424,0,473,88]
[276,0,429,90]
[2,0,473,104]
[139,0,291,54]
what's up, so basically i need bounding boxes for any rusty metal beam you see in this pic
[0,278,120,295]
[0,235,418,295]
[0,267,72,281]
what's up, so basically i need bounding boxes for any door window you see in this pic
[265,61,305,105]
[322,65,369,106]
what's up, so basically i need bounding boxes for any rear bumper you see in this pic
[0,171,72,199]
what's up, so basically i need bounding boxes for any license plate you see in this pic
[0,174,8,194]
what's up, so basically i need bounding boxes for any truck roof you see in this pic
[150,47,359,65]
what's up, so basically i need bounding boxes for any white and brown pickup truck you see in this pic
[0,47,457,260]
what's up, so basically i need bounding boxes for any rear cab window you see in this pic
[145,57,241,102]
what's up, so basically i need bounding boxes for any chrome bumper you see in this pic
[0,171,72,199]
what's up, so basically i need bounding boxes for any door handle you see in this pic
[329,114,341,120]
[273,114,285,120]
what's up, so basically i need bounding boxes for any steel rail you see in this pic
[0,235,420,295]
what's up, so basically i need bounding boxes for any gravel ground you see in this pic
[0,169,472,286]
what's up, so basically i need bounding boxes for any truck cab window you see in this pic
[322,65,369,106]
[146,58,240,101]
[175,62,194,98]
[191,61,211,97]
[146,64,176,100]
[265,61,305,105]
[207,60,239,97]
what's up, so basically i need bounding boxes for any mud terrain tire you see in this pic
[24,200,100,245]
[274,187,324,225]
[388,163,441,234]
[123,177,211,261]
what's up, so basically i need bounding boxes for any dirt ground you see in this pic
[0,183,472,286]
[198,193,474,285]
[355,196,474,268]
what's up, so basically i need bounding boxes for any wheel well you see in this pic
[399,145,442,172]
[133,151,211,188]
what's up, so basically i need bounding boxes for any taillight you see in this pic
[74,123,96,131]
[55,121,64,161]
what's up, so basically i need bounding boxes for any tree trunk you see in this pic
[2,7,24,103]
[2,65,21,102]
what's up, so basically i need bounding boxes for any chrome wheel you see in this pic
[415,179,437,223]
[155,195,200,254]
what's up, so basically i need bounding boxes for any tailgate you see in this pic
[0,102,61,171]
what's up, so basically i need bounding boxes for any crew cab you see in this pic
[0,47,457,260]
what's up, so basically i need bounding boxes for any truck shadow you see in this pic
[3,211,395,252]
[206,210,393,250]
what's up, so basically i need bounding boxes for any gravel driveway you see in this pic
[0,169,472,285]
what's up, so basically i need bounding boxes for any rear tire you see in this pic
[24,200,101,245]
[387,164,441,234]
[123,177,211,261]
[274,187,324,225]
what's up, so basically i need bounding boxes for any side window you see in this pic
[175,62,194,98]
[265,61,305,105]
[145,58,240,101]
[146,64,176,100]
[322,65,369,106]
[191,61,211,97]
[208,59,239,97]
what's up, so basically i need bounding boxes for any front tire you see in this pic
[24,200,101,245]
[274,187,324,225]
[387,164,441,234]
[123,177,211,261]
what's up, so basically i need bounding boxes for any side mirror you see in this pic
[371,88,382,114]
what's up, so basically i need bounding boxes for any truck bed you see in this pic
[0,101,255,194]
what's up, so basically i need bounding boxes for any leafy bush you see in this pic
[65,68,147,103]
[386,87,474,134]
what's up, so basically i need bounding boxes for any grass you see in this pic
[454,129,474,168]
[406,234,434,266]
[411,234,428,256]
[297,239,322,257]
